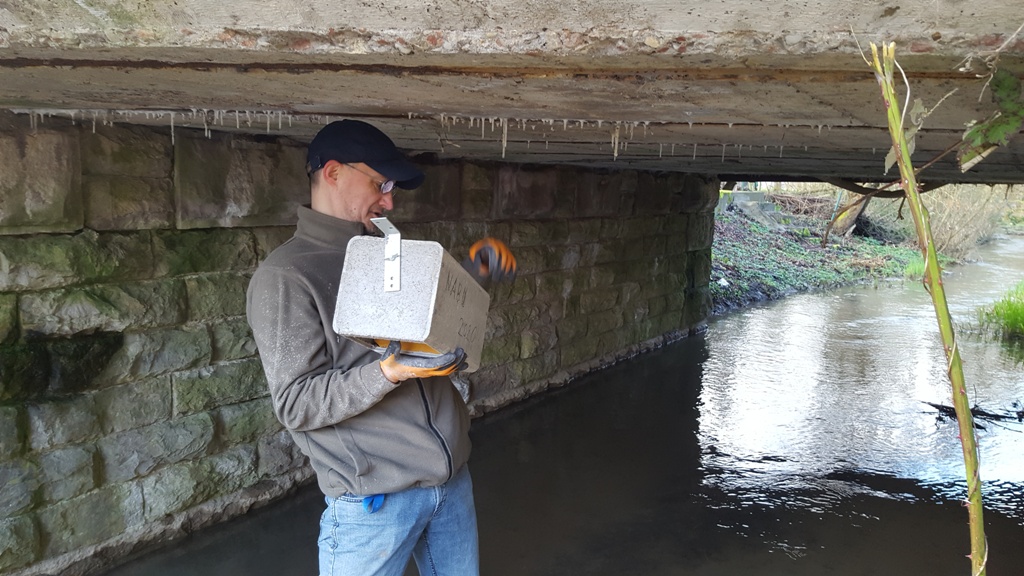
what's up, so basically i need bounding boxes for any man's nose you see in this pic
[379,192,394,211]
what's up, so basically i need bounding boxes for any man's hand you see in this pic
[379,340,467,383]
[465,238,517,284]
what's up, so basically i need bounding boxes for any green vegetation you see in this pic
[979,281,1024,340]
[710,210,919,314]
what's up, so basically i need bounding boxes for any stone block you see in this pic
[520,325,558,359]
[334,237,490,371]
[634,172,672,215]
[93,378,173,434]
[460,163,494,220]
[97,413,214,483]
[673,174,720,214]
[480,333,521,366]
[465,365,509,403]
[567,219,602,242]
[142,445,257,521]
[154,229,257,277]
[0,129,82,235]
[186,272,250,321]
[0,514,38,572]
[389,163,461,223]
[690,249,712,289]
[81,124,172,177]
[252,226,295,260]
[172,359,267,417]
[0,406,21,461]
[508,351,559,386]
[28,396,101,451]
[559,337,599,368]
[96,327,211,386]
[83,175,175,230]
[494,166,559,219]
[37,484,136,557]
[587,310,624,335]
[0,294,15,345]
[580,289,619,314]
[258,431,306,478]
[533,272,573,302]
[0,341,48,402]
[210,318,257,362]
[574,171,633,218]
[685,213,714,252]
[0,459,39,517]
[509,220,569,248]
[32,332,125,397]
[174,133,308,228]
[0,230,154,292]
[216,397,281,446]
[555,315,589,343]
[37,445,96,503]
[19,279,187,337]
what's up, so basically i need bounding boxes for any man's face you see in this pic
[334,162,395,232]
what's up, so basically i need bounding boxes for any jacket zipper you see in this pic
[416,379,454,481]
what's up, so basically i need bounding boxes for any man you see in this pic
[246,119,514,576]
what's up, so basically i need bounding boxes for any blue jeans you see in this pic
[318,466,479,576]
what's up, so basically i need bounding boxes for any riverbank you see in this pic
[710,204,921,316]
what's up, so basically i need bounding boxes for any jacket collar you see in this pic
[295,206,367,246]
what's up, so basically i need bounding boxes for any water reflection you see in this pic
[698,236,1024,569]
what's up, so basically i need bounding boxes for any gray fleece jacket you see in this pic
[245,206,471,497]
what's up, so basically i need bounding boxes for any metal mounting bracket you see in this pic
[371,217,401,292]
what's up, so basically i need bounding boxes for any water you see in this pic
[106,237,1024,576]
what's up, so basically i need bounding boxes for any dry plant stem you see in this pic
[870,42,988,576]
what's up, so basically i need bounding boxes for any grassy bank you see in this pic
[710,208,920,316]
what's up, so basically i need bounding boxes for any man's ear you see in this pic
[321,160,344,185]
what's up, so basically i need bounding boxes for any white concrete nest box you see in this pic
[332,217,490,372]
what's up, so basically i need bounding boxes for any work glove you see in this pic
[378,340,467,383]
[464,237,517,284]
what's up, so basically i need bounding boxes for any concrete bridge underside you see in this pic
[2,0,1024,184]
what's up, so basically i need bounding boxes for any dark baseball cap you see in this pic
[306,119,425,190]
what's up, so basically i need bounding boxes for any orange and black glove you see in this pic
[464,237,517,284]
[378,340,467,383]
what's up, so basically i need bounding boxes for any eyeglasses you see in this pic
[345,163,395,195]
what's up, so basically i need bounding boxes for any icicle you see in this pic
[671,144,675,156]
[779,145,784,158]
[562,119,568,130]
[278,111,283,130]
[721,144,726,162]
[266,112,271,134]
[170,112,175,145]
[481,119,485,139]
[693,143,697,160]
[91,111,97,133]
[203,113,209,139]
[659,143,663,158]
[817,124,823,135]
[597,120,603,128]
[727,122,733,128]
[611,125,620,160]
[687,121,692,129]
[288,114,293,127]
[527,140,531,149]
[235,110,240,129]
[501,118,508,159]
[246,110,252,127]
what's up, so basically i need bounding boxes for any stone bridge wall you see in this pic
[0,118,716,575]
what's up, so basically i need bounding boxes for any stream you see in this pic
[106,236,1024,575]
